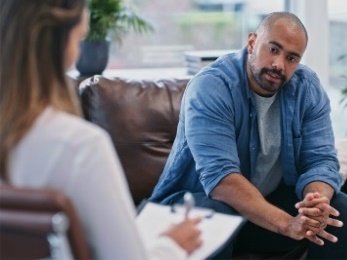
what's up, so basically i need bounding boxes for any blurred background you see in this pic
[90,0,347,137]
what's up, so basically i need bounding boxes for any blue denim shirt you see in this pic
[150,47,341,204]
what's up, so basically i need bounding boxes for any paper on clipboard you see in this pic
[136,202,244,260]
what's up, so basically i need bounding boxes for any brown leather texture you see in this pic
[80,76,190,205]
[0,185,90,260]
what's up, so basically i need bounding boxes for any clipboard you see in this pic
[136,200,245,260]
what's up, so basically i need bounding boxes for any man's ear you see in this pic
[247,32,257,54]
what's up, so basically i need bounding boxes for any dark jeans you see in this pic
[169,185,347,259]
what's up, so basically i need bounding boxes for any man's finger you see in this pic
[296,197,330,209]
[317,229,338,243]
[327,217,344,228]
[315,203,340,217]
[302,216,321,229]
[298,207,322,217]
[306,232,324,246]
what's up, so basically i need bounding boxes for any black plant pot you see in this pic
[76,39,110,76]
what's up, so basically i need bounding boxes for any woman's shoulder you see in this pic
[10,107,115,187]
[35,107,111,147]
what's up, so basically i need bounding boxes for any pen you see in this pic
[183,192,194,219]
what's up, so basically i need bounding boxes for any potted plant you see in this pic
[76,0,153,76]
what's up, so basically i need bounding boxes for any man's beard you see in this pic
[249,57,287,93]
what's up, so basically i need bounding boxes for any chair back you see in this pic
[0,185,90,260]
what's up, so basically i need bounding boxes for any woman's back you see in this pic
[9,107,153,259]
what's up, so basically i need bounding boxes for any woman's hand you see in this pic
[161,217,202,254]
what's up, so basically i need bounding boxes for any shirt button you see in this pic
[250,113,252,117]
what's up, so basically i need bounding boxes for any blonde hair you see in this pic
[0,0,85,179]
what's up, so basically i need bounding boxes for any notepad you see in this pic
[136,202,245,260]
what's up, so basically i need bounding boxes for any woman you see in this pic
[0,0,201,259]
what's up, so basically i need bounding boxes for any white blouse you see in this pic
[9,107,186,260]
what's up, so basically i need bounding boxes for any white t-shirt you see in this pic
[9,107,186,260]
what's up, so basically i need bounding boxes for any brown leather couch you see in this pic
[79,75,190,205]
[78,75,346,259]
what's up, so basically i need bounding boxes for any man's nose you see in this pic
[271,56,285,72]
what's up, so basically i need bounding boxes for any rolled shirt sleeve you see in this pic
[184,74,242,195]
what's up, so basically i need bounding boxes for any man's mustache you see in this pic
[260,68,287,82]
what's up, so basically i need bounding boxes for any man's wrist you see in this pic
[303,181,334,200]
[276,214,292,236]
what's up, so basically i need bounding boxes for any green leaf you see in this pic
[85,0,153,42]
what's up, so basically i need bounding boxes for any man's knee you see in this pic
[329,191,347,237]
[331,192,347,218]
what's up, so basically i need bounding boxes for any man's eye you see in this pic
[287,56,297,63]
[269,47,277,53]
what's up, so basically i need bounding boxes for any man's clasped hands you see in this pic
[291,192,344,246]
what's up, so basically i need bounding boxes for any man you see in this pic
[150,12,347,259]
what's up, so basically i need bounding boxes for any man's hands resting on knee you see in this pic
[295,182,344,246]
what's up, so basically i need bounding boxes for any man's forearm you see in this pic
[210,173,292,234]
[210,173,332,243]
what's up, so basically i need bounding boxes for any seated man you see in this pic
[150,12,347,259]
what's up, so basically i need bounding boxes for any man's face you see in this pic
[246,20,307,96]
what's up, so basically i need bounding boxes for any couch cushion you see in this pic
[79,76,190,205]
